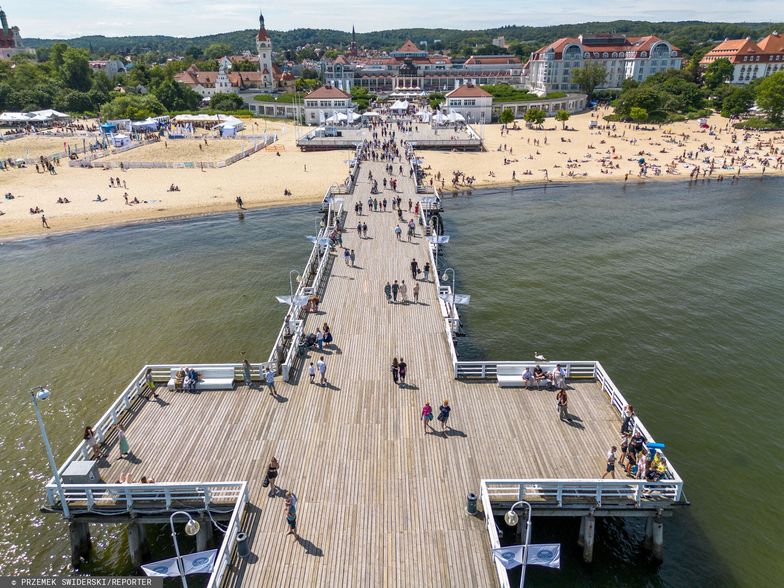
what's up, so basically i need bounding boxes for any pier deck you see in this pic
[90,162,634,587]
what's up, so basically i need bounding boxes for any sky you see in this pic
[3,0,781,39]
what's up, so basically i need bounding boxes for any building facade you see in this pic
[89,60,127,79]
[444,84,493,123]
[303,86,353,125]
[0,7,36,60]
[700,32,784,84]
[175,10,291,98]
[323,39,524,94]
[526,34,682,93]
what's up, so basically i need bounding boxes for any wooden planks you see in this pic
[98,160,625,587]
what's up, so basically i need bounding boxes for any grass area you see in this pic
[253,93,297,103]
[481,84,567,102]
[733,117,784,130]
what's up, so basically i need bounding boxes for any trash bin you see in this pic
[236,532,250,558]
[466,492,478,515]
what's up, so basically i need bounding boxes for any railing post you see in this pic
[596,483,602,507]
[86,488,95,511]
[165,487,172,510]
[635,483,643,506]
[203,486,212,509]
[125,487,133,512]
[556,483,563,507]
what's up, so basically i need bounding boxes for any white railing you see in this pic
[44,480,245,513]
[206,481,248,588]
[480,482,512,588]
[482,477,683,508]
[455,360,597,380]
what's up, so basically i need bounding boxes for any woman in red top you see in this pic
[421,402,433,434]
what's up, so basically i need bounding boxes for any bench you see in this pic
[497,363,565,388]
[166,367,235,391]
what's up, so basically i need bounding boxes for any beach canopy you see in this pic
[390,100,409,111]
[448,111,465,123]
[432,111,449,124]
[362,111,381,118]
[0,109,70,124]
[415,110,431,122]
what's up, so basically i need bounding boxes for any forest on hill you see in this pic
[26,20,784,59]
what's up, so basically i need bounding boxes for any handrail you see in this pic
[480,481,512,588]
[455,360,597,380]
[206,481,248,588]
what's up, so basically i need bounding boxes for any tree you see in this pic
[204,43,233,60]
[571,62,607,98]
[59,48,92,92]
[756,71,784,124]
[100,94,166,120]
[524,107,545,126]
[185,46,203,59]
[555,109,570,129]
[154,79,201,112]
[703,58,734,89]
[428,92,445,110]
[54,89,94,113]
[630,107,648,122]
[209,92,244,112]
[499,108,514,124]
[49,43,68,70]
[720,86,754,118]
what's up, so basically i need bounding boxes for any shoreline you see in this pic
[4,171,782,244]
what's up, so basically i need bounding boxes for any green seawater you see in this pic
[0,178,782,586]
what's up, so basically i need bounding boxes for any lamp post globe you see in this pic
[504,510,519,527]
[184,518,200,536]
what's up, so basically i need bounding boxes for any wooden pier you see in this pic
[42,135,685,587]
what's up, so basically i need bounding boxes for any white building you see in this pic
[303,86,354,125]
[526,34,683,94]
[255,11,274,91]
[444,84,493,123]
[700,32,784,84]
[89,60,127,79]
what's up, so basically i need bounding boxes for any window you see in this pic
[641,51,647,57]
[603,52,609,58]
[593,52,600,58]
[464,99,476,106]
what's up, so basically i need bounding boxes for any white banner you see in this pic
[527,543,561,568]
[492,545,524,570]
[141,557,180,577]
[181,549,217,575]
[426,235,450,244]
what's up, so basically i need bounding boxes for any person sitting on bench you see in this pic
[522,366,536,389]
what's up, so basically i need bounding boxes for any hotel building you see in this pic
[700,32,784,84]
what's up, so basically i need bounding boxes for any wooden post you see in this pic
[577,515,586,547]
[127,521,149,568]
[68,521,91,569]
[644,516,653,550]
[582,515,596,563]
[197,519,214,551]
[652,515,664,562]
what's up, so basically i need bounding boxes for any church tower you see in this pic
[350,25,358,57]
[256,11,274,91]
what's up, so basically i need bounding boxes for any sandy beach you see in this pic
[2,111,783,240]
[0,121,353,240]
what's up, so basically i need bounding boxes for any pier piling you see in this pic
[582,515,596,563]
[127,521,149,569]
[68,521,91,568]
[652,514,665,562]
[197,518,214,551]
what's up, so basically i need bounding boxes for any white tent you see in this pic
[390,100,409,112]
[325,112,348,123]
[448,111,465,123]
[432,111,449,124]
[362,111,381,118]
[415,110,431,122]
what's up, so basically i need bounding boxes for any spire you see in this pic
[352,25,356,42]
[1,7,8,33]
[259,10,265,30]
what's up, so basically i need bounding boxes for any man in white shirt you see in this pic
[522,367,535,389]
[317,357,327,386]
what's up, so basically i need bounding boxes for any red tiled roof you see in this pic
[396,39,421,53]
[305,86,351,99]
[464,56,521,65]
[758,32,784,53]
[446,84,492,98]
[533,35,680,60]
[257,27,270,42]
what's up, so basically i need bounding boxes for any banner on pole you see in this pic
[141,557,180,577]
[492,546,524,570]
[527,543,561,568]
[181,549,218,575]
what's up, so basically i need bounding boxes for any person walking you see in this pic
[316,328,324,351]
[421,402,434,434]
[437,400,451,431]
[410,258,419,279]
[601,446,617,479]
[266,456,280,497]
[391,358,400,384]
[394,225,402,240]
[308,362,315,384]
[322,322,333,347]
[242,359,252,387]
[41,215,50,229]
[384,281,392,304]
[391,280,400,303]
[362,222,368,238]
[343,248,351,265]
[423,262,430,281]
[144,367,159,399]
[400,280,408,303]
[398,358,407,386]
[317,356,327,386]
[556,388,569,421]
[117,424,130,458]
[285,499,298,537]
[413,282,420,303]
[265,367,277,396]
[350,249,356,267]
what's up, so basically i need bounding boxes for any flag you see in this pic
[181,549,217,575]
[527,544,561,568]
[141,557,181,577]
[492,546,525,570]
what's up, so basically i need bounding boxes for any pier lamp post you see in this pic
[170,511,200,588]
[289,270,301,297]
[442,267,455,307]
[504,500,532,588]
[29,385,70,519]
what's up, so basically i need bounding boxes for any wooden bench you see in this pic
[497,363,564,388]
[166,367,235,391]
